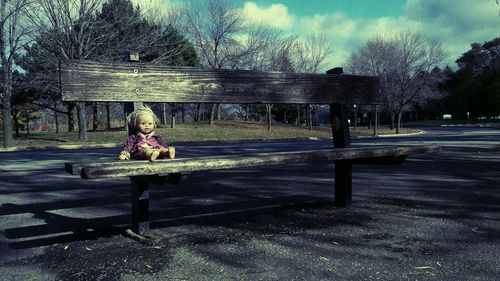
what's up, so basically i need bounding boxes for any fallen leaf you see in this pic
[85,247,92,251]
[332,241,341,245]
[414,266,434,270]
[471,227,487,234]
[64,245,69,250]
[145,264,153,269]
[436,261,443,267]
[320,257,330,261]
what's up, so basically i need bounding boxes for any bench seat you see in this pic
[66,145,439,179]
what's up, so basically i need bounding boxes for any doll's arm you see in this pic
[119,151,130,160]
[119,135,135,160]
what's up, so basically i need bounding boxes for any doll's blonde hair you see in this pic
[127,106,160,131]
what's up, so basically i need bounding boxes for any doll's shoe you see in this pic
[168,147,175,159]
[150,150,160,161]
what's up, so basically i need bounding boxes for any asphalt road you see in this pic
[0,126,499,280]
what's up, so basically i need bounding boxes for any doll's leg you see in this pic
[138,147,160,161]
[158,146,175,159]
[145,147,160,161]
[134,149,149,160]
[168,146,175,159]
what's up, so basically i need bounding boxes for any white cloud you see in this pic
[131,0,500,70]
[131,0,178,19]
[242,2,295,29]
[403,0,500,67]
[273,0,499,69]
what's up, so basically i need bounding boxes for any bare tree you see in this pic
[391,31,445,132]
[347,36,397,130]
[295,33,332,130]
[347,31,444,133]
[0,0,33,147]
[182,0,245,69]
[295,33,332,74]
[182,0,248,124]
[28,0,105,141]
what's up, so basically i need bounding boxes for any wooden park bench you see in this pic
[61,60,439,236]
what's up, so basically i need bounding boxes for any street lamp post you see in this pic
[353,104,357,137]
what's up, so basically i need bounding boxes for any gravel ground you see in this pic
[0,146,499,281]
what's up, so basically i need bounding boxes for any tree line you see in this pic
[1,0,332,147]
[1,0,499,147]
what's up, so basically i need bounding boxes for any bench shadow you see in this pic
[4,194,339,249]
[3,163,340,249]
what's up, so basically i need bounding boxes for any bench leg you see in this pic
[330,103,352,207]
[334,160,352,207]
[131,176,150,235]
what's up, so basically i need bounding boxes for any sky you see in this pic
[134,0,500,70]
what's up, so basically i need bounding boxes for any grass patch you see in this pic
[2,121,420,149]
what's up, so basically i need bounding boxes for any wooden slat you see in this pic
[65,146,439,179]
[60,60,381,105]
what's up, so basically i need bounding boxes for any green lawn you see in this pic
[1,121,420,150]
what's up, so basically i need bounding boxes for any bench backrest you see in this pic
[60,60,381,105]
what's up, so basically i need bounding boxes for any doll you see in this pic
[119,106,175,161]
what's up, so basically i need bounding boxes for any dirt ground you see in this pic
[0,146,499,281]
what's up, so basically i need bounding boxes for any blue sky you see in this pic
[233,0,406,18]
[135,0,500,70]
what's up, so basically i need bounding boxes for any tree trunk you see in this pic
[105,102,111,130]
[1,89,13,147]
[283,107,287,124]
[368,111,372,129]
[54,102,60,133]
[92,103,98,131]
[308,105,314,130]
[296,105,301,126]
[67,103,75,132]
[266,104,273,131]
[390,112,396,130]
[162,103,168,125]
[209,104,216,125]
[12,107,20,137]
[77,102,88,141]
[195,103,201,122]
[170,111,176,129]
[373,105,378,136]
[396,110,403,134]
[26,115,30,136]
[216,103,221,120]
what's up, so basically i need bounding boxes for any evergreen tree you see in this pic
[446,37,500,119]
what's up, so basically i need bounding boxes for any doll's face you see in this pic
[136,114,155,134]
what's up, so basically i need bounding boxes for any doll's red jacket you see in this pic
[122,131,168,157]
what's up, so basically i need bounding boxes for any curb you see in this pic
[440,123,500,129]
[376,129,425,138]
[0,143,121,153]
